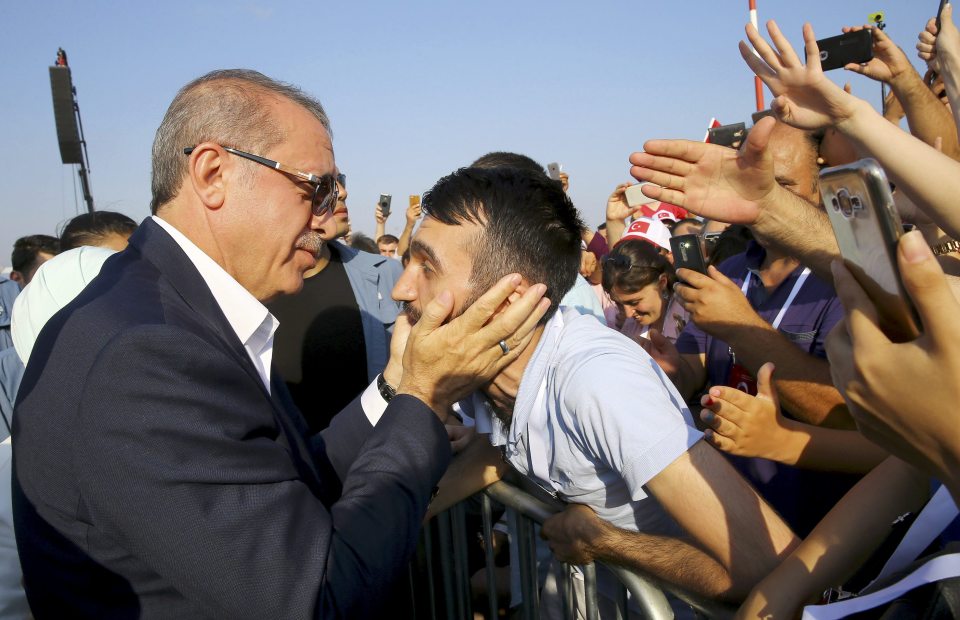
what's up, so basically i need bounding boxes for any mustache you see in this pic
[403,302,421,324]
[296,232,324,257]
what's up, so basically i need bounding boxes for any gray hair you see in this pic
[150,69,331,214]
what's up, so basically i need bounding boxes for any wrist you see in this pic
[383,361,403,388]
[888,67,923,95]
[770,418,806,466]
[836,97,878,136]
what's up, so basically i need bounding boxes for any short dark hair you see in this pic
[377,234,399,245]
[59,211,139,252]
[602,239,676,295]
[423,167,583,323]
[349,232,379,255]
[470,152,548,178]
[12,235,60,273]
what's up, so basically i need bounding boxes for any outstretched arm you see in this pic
[739,19,960,240]
[700,363,886,472]
[843,23,960,159]
[630,118,841,283]
[736,456,929,619]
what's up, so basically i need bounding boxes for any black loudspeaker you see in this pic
[49,66,83,164]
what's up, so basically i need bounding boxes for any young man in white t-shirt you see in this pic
[371,166,798,610]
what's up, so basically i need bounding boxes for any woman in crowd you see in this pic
[601,238,688,342]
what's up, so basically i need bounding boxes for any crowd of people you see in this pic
[2,6,960,620]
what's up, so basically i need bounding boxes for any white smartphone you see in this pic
[624,183,658,208]
[547,162,562,180]
[820,158,921,342]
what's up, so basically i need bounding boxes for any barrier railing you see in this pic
[411,480,738,619]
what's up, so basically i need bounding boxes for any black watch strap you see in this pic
[377,373,397,402]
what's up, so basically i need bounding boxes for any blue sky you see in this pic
[0,1,942,269]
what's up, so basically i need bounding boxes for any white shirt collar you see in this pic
[152,215,278,392]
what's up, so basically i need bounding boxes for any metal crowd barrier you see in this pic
[410,480,737,619]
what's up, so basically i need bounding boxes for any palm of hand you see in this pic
[683,148,769,225]
[771,68,850,129]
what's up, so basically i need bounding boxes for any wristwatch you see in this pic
[377,373,397,402]
[933,239,960,256]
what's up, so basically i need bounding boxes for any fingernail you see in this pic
[510,274,522,285]
[702,411,715,423]
[901,230,933,264]
[710,387,721,398]
[534,283,548,295]
[703,396,715,407]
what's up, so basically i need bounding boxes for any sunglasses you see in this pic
[183,145,339,217]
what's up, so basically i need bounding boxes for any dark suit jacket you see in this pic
[12,218,451,619]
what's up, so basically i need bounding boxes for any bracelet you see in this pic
[933,239,960,256]
[377,373,397,402]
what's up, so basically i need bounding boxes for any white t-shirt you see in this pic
[471,307,702,533]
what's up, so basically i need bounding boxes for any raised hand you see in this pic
[740,21,859,130]
[629,117,780,226]
[842,25,915,85]
[674,266,764,340]
[826,230,960,491]
[606,182,640,222]
[699,363,793,461]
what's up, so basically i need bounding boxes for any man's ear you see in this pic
[186,143,228,211]
[8,271,24,287]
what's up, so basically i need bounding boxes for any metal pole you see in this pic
[750,0,765,111]
[481,494,499,619]
[583,563,600,620]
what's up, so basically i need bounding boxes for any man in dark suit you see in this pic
[11,69,548,618]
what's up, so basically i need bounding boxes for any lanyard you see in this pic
[740,267,811,330]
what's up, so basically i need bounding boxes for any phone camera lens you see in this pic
[850,196,863,211]
[837,189,855,218]
[831,197,840,212]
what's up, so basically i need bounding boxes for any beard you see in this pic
[402,301,421,324]
[295,231,324,258]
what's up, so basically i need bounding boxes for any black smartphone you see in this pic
[378,193,392,217]
[670,234,708,278]
[820,159,921,342]
[938,0,950,30]
[707,122,748,149]
[811,29,874,72]
[751,109,775,124]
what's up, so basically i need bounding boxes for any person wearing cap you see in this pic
[644,121,854,537]
[602,236,689,344]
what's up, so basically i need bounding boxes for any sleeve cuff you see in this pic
[360,378,389,426]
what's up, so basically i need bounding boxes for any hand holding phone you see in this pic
[378,194,392,218]
[625,183,658,208]
[670,234,708,279]
[811,30,874,71]
[820,159,921,341]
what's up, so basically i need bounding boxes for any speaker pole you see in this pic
[49,48,95,213]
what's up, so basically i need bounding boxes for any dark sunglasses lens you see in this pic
[337,173,346,188]
[312,177,338,216]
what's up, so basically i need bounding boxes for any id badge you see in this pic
[727,363,757,396]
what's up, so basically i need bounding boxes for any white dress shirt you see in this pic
[152,216,278,393]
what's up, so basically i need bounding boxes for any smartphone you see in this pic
[707,122,748,149]
[378,193,392,217]
[751,109,775,124]
[670,234,708,277]
[812,29,874,72]
[938,0,950,30]
[820,159,921,341]
[409,194,421,210]
[547,162,562,181]
[625,183,658,208]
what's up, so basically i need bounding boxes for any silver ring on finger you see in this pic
[498,340,510,356]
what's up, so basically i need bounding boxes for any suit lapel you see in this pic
[129,218,326,492]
